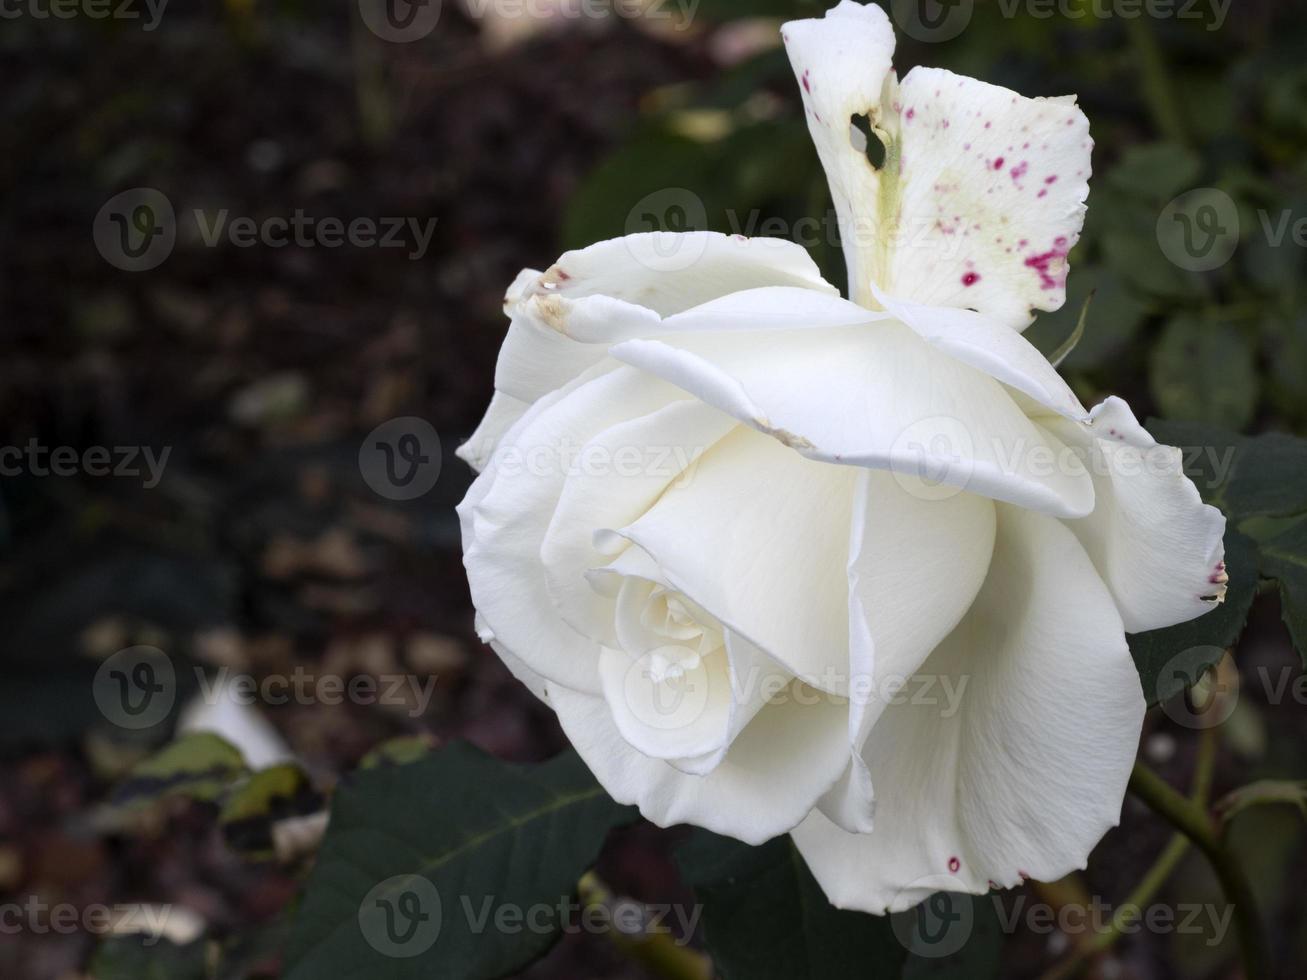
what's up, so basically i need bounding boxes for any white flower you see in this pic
[457,0,1226,914]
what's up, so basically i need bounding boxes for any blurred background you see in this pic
[2,0,1306,977]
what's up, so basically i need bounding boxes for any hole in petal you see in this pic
[849,113,886,170]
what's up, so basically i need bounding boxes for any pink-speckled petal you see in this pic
[885,67,1092,329]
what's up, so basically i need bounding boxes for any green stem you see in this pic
[1124,16,1189,146]
[1128,763,1271,980]
[578,872,712,980]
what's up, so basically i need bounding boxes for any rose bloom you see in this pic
[457,1,1226,913]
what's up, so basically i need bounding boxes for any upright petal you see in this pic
[782,3,1092,326]
[782,0,897,308]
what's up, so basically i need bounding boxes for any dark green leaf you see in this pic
[1149,316,1257,430]
[677,830,907,980]
[1129,531,1259,705]
[1259,520,1307,665]
[284,743,636,980]
[1105,142,1202,201]
[1145,419,1307,520]
[561,130,715,251]
[899,894,1005,980]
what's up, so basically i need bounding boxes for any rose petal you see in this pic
[792,505,1144,913]
[1045,396,1228,633]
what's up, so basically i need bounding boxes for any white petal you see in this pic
[540,399,738,649]
[616,425,858,692]
[793,505,1144,914]
[886,68,1091,329]
[781,4,1092,326]
[611,322,1095,518]
[873,286,1087,420]
[551,681,851,845]
[490,234,838,408]
[595,628,783,777]
[461,366,687,694]
[819,471,996,834]
[456,391,531,472]
[781,0,897,308]
[1046,396,1228,633]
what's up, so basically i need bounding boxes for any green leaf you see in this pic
[899,894,1005,980]
[1145,419,1307,520]
[1105,142,1202,201]
[561,130,716,251]
[284,743,635,980]
[111,732,247,810]
[89,936,210,980]
[1215,780,1307,828]
[1149,316,1258,430]
[220,763,321,861]
[1259,520,1307,665]
[677,830,908,980]
[359,733,436,770]
[1102,230,1202,299]
[1128,530,1259,706]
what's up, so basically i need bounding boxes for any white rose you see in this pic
[457,0,1226,913]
